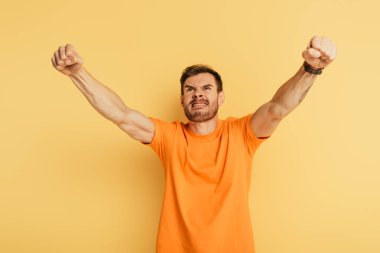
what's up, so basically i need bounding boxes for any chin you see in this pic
[184,109,218,122]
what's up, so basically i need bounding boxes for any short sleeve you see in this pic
[235,113,270,155]
[140,117,166,160]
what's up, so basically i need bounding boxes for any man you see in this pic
[51,36,336,253]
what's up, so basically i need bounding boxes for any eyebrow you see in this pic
[184,84,214,89]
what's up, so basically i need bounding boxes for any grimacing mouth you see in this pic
[190,100,209,108]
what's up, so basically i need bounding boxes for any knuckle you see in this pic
[312,35,320,41]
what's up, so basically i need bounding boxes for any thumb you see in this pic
[66,52,83,65]
[302,48,321,60]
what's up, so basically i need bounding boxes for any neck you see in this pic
[187,114,219,135]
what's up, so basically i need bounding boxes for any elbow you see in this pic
[111,109,130,126]
[270,100,290,120]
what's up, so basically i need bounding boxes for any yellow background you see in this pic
[1,0,379,252]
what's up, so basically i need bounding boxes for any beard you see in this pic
[184,99,219,122]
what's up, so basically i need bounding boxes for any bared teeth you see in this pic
[192,103,207,107]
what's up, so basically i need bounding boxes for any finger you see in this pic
[54,51,65,67]
[321,38,336,62]
[303,48,321,59]
[309,36,322,50]
[51,56,57,68]
[65,52,83,65]
[58,46,67,61]
[51,56,64,70]
[65,44,81,64]
[66,44,78,63]
[65,44,74,64]
[319,37,332,58]
[65,43,77,55]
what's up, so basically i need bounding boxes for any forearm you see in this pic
[271,65,318,118]
[68,67,129,124]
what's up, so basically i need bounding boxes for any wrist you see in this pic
[303,61,323,75]
[68,67,86,79]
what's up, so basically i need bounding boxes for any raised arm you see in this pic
[251,36,337,138]
[51,44,154,144]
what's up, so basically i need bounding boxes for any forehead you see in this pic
[184,72,217,87]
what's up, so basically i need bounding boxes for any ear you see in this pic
[218,91,225,106]
[180,95,184,107]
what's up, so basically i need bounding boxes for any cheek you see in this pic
[182,97,191,106]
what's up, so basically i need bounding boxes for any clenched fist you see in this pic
[51,44,84,76]
[302,36,337,69]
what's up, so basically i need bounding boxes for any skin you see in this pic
[51,36,336,143]
[180,73,224,135]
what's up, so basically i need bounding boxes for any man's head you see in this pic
[180,64,225,122]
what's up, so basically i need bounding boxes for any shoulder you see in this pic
[224,113,253,127]
[147,117,184,133]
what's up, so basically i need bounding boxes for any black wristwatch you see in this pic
[303,61,324,75]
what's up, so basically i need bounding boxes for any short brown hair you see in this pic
[180,64,223,95]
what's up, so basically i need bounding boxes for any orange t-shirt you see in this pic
[142,113,269,253]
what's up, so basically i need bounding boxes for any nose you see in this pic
[192,89,203,98]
